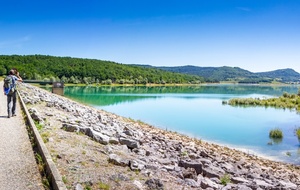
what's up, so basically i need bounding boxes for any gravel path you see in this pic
[0,81,44,190]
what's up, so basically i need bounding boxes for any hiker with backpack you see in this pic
[3,69,23,118]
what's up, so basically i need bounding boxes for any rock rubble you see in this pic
[19,83,300,189]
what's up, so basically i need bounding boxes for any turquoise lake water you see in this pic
[57,85,300,164]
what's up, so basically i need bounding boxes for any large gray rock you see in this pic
[202,165,225,178]
[162,165,174,172]
[253,179,273,189]
[221,184,252,190]
[145,178,164,190]
[129,160,145,171]
[231,176,249,184]
[278,180,297,190]
[182,167,197,180]
[75,184,84,190]
[78,126,93,137]
[124,129,134,136]
[108,154,129,167]
[178,160,203,175]
[109,137,119,144]
[185,178,200,188]
[62,123,79,132]
[145,164,160,170]
[200,177,219,189]
[92,131,110,145]
[29,107,44,122]
[133,180,143,189]
[235,185,252,190]
[199,158,212,165]
[119,137,140,149]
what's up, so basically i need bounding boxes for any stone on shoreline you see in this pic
[119,137,140,149]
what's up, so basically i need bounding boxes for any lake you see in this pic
[57,84,300,164]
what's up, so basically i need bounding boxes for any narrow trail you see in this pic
[0,81,44,190]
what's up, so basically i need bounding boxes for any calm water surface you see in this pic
[60,85,300,164]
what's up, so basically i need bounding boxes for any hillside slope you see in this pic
[151,65,300,83]
[256,69,300,82]
[0,55,203,84]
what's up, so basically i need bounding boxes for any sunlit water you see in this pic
[47,84,300,164]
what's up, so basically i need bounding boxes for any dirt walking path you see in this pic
[0,81,44,190]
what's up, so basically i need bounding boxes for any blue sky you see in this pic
[1,0,299,72]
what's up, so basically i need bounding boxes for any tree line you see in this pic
[0,55,204,85]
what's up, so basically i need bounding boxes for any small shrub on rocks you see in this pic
[220,174,231,185]
[295,128,300,140]
[269,128,283,139]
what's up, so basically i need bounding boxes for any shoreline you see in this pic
[18,83,300,189]
[29,81,300,88]
[130,123,289,164]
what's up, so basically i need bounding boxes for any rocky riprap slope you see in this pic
[19,83,300,190]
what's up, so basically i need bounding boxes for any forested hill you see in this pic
[256,69,300,83]
[2,55,299,84]
[0,55,203,84]
[158,66,255,82]
[137,65,300,83]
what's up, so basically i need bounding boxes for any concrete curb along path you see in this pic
[17,90,67,190]
[0,81,44,190]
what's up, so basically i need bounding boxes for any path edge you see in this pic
[17,90,67,190]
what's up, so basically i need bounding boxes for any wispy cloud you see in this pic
[0,35,31,49]
[236,7,251,12]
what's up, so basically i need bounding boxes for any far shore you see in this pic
[27,81,300,88]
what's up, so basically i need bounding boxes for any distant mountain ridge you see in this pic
[256,69,300,82]
[133,65,300,83]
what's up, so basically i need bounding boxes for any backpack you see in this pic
[4,75,15,95]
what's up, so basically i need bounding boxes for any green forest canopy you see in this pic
[0,55,204,84]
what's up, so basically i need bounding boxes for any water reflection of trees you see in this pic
[269,137,283,144]
[41,85,299,106]
[64,85,299,95]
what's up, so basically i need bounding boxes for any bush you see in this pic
[269,128,283,139]
[220,174,231,185]
[295,128,300,140]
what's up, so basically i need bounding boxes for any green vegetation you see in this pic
[98,182,110,190]
[35,153,51,189]
[41,131,50,143]
[0,55,203,85]
[180,151,188,157]
[84,185,92,190]
[159,66,257,83]
[35,153,44,172]
[34,121,44,131]
[295,128,300,140]
[220,174,231,185]
[62,175,68,184]
[227,91,300,111]
[155,65,300,83]
[2,55,300,84]
[269,128,283,139]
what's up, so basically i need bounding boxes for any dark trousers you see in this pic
[7,91,17,116]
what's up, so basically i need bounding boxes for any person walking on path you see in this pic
[3,69,22,118]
